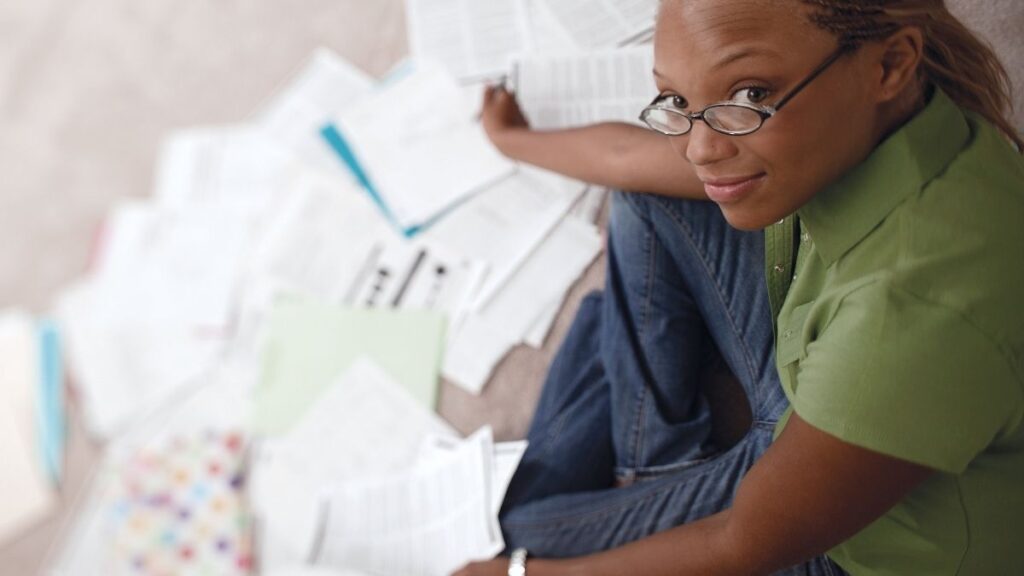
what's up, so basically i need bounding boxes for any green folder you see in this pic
[252,298,446,435]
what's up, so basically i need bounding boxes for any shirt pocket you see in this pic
[777,301,814,367]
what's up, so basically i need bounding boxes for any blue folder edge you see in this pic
[320,122,500,240]
[319,124,422,239]
[35,319,64,486]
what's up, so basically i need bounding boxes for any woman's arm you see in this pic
[481,86,707,200]
[455,412,933,576]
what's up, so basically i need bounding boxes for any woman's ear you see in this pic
[874,26,925,103]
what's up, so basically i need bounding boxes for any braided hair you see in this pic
[801,0,1022,150]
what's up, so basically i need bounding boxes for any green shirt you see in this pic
[766,89,1024,576]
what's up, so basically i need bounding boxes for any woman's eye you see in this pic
[670,95,687,109]
[730,86,769,105]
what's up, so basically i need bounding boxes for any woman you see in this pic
[458,0,1023,574]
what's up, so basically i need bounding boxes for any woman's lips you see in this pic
[702,174,767,204]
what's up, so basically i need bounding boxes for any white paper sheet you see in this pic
[406,0,531,82]
[444,217,603,393]
[417,436,528,515]
[524,299,562,348]
[345,238,486,325]
[154,125,307,218]
[245,175,394,309]
[513,45,657,129]
[420,167,584,312]
[57,284,224,440]
[236,174,399,359]
[256,49,374,179]
[318,427,502,576]
[0,313,56,545]
[330,60,516,232]
[90,200,256,331]
[250,359,457,571]
[46,453,119,575]
[538,0,658,49]
[570,186,608,224]
[523,0,581,55]
[56,199,254,438]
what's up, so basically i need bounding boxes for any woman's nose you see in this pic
[682,121,739,167]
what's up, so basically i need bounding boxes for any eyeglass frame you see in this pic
[639,45,853,137]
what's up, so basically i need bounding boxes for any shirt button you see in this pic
[773,265,785,274]
[801,232,811,243]
[783,330,794,339]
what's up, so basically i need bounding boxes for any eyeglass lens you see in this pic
[642,104,765,135]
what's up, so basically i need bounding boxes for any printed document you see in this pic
[445,216,603,393]
[326,60,515,233]
[56,201,253,438]
[420,167,584,312]
[513,45,656,129]
[538,0,658,49]
[256,49,374,178]
[318,427,503,576]
[406,0,531,82]
[155,125,306,218]
[252,359,456,570]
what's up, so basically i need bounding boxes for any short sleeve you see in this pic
[791,282,1022,474]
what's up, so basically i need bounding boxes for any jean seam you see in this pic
[505,427,770,532]
[502,464,725,532]
[649,196,766,414]
[616,194,659,475]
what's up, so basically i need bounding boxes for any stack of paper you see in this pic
[48,14,639,567]
[403,0,658,129]
[250,359,525,574]
[318,427,510,576]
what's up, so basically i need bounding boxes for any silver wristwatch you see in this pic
[508,547,528,576]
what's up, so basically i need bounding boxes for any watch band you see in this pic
[508,547,528,576]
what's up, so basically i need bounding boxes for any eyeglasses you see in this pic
[639,45,851,137]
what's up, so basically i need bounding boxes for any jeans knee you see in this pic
[610,191,656,243]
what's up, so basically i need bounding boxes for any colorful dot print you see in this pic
[104,430,253,576]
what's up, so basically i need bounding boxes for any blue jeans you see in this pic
[499,193,846,576]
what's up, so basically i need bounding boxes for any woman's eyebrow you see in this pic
[713,46,778,69]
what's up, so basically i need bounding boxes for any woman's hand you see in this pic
[451,558,509,576]
[481,85,530,152]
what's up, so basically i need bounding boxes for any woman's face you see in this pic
[654,0,883,230]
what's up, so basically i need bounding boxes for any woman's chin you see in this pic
[717,205,781,232]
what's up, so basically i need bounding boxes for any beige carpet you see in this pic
[1,0,1019,573]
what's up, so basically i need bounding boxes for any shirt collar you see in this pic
[797,89,971,265]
